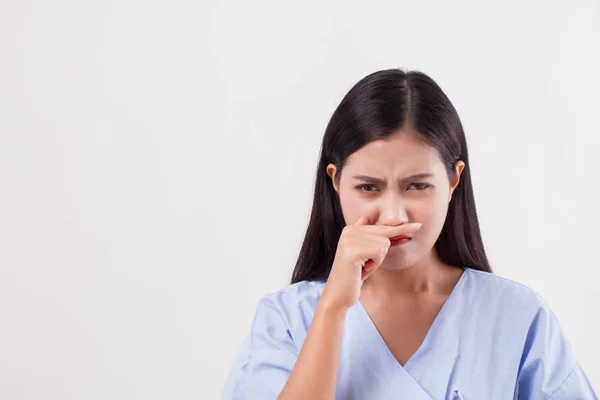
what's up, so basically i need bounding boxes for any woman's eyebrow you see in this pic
[352,173,434,184]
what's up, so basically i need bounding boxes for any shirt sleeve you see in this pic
[515,301,598,400]
[548,363,598,400]
[221,296,299,400]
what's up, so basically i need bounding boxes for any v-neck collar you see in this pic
[355,267,469,372]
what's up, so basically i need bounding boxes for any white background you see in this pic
[1,0,599,398]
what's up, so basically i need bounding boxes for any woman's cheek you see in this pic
[352,203,374,224]
[340,193,369,224]
[411,197,442,233]
[423,196,450,235]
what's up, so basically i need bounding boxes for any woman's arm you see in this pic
[278,301,347,400]
[279,218,422,399]
[515,302,598,399]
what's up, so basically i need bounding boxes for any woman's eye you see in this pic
[356,184,378,192]
[409,183,431,190]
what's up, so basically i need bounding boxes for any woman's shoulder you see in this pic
[466,267,544,295]
[257,280,326,314]
[260,281,325,307]
[463,269,595,398]
[264,279,327,298]
[463,267,558,321]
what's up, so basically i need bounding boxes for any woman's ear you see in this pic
[326,163,339,193]
[449,160,465,201]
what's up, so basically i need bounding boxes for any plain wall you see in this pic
[1,0,599,398]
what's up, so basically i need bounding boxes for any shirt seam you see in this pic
[466,268,538,293]
[546,363,578,400]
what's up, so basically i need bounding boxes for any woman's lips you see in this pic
[389,234,411,241]
[390,236,412,246]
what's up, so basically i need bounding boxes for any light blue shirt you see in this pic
[222,268,597,399]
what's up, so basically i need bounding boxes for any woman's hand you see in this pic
[320,216,422,311]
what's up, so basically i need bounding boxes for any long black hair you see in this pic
[291,68,492,284]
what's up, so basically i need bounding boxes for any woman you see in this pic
[221,69,597,399]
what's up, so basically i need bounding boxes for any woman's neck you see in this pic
[361,251,463,299]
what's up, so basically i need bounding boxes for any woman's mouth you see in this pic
[390,235,412,246]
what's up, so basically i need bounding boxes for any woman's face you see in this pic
[326,129,465,270]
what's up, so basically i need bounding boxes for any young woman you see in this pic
[221,69,597,399]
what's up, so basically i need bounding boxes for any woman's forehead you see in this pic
[344,135,442,174]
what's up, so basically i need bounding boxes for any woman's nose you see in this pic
[380,197,409,226]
